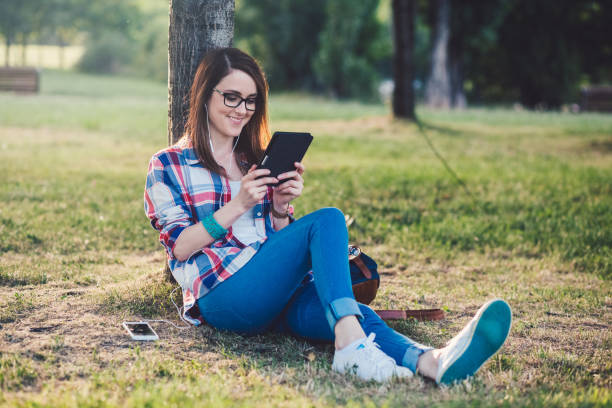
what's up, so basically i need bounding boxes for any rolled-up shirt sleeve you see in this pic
[144,154,192,259]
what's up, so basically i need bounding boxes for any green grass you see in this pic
[0,69,610,407]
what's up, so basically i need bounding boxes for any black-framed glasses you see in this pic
[213,88,257,111]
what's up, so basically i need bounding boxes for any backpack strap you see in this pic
[350,252,372,279]
[375,308,445,321]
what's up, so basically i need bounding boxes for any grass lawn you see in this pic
[0,69,610,407]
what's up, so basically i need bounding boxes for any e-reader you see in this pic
[258,131,313,185]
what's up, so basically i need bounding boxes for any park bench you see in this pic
[581,86,612,112]
[0,67,40,93]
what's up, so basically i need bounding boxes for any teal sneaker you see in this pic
[436,299,512,385]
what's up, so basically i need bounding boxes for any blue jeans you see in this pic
[197,208,432,372]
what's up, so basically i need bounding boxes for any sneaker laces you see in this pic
[356,333,396,376]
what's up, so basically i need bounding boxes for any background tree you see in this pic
[447,0,612,107]
[392,0,416,119]
[49,0,86,70]
[446,0,510,108]
[3,0,608,108]
[129,3,168,82]
[313,0,391,100]
[16,0,46,65]
[424,0,451,108]
[0,0,39,66]
[235,0,327,90]
[492,0,611,107]
[236,0,391,100]
[73,0,143,73]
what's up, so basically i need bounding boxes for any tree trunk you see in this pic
[392,0,416,120]
[165,0,234,282]
[448,19,466,109]
[168,0,235,146]
[21,33,28,66]
[4,37,9,67]
[59,44,65,70]
[425,0,451,108]
[450,56,466,109]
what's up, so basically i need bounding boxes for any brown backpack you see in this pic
[349,245,444,322]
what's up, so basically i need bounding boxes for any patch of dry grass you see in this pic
[0,248,609,406]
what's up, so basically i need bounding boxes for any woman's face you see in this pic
[207,69,257,143]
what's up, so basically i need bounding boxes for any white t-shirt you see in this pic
[228,180,266,245]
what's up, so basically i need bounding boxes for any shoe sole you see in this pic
[438,299,512,385]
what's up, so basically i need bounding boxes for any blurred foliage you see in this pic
[77,31,135,74]
[73,1,167,79]
[129,18,167,82]
[72,0,145,75]
[236,0,391,100]
[493,0,612,107]
[1,0,610,105]
[313,0,391,100]
[5,0,142,45]
[431,0,612,107]
[235,0,328,90]
[0,0,144,74]
[237,0,611,106]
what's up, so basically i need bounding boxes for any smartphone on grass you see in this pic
[123,321,159,341]
[257,131,313,186]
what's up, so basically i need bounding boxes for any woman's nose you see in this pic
[235,100,248,114]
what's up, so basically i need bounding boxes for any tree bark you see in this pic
[392,0,416,120]
[425,0,451,108]
[168,0,235,146]
[165,0,234,282]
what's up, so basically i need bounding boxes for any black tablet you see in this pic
[258,131,313,185]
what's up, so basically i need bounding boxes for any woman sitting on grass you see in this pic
[144,47,512,384]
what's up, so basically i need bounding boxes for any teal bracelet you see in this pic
[201,214,228,240]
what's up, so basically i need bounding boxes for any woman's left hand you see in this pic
[272,162,305,210]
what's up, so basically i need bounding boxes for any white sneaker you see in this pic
[332,333,414,382]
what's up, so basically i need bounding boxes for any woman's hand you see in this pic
[235,165,278,212]
[272,162,305,211]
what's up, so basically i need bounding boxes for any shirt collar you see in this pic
[183,146,201,166]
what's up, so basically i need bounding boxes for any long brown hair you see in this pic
[181,48,270,176]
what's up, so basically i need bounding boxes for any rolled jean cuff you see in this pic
[325,297,363,329]
[402,343,434,373]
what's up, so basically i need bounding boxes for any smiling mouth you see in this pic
[228,116,243,123]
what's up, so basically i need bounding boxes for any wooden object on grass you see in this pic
[0,67,39,93]
[581,86,612,112]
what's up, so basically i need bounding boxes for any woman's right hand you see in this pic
[234,165,278,212]
[174,166,275,261]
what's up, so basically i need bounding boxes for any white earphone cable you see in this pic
[138,286,192,330]
[205,103,240,174]
[135,103,245,335]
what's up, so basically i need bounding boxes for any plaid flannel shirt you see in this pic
[144,142,280,325]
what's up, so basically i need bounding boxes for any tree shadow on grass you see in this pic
[418,120,465,138]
